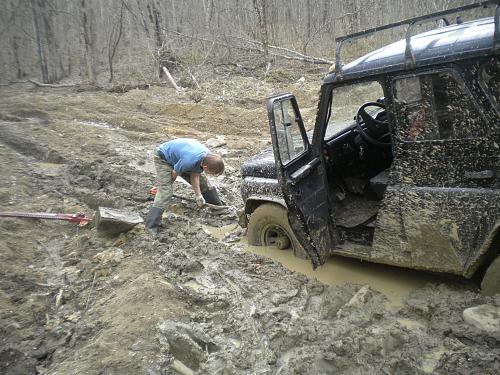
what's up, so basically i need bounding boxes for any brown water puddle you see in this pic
[204,224,441,307]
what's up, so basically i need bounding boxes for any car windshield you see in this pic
[324,81,385,140]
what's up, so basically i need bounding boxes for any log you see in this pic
[161,66,184,92]
[170,359,194,375]
[28,79,75,88]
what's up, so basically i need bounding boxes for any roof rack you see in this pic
[334,0,500,76]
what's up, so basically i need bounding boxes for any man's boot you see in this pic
[202,188,223,206]
[145,207,164,237]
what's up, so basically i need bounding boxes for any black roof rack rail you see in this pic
[495,2,500,49]
[334,0,500,76]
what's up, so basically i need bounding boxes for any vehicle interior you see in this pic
[321,60,497,247]
[322,82,394,246]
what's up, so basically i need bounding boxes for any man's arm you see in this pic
[190,172,205,207]
[190,172,201,196]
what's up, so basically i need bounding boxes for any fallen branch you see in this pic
[166,30,333,65]
[55,288,64,309]
[28,79,75,88]
[170,359,194,375]
[161,66,184,92]
[0,80,30,86]
[85,271,97,313]
[187,68,200,89]
[108,83,150,93]
[232,34,334,65]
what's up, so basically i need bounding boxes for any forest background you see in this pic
[0,0,489,86]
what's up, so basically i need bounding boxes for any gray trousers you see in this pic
[152,149,213,209]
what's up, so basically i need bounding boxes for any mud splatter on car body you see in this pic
[241,3,500,290]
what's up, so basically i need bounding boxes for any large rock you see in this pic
[463,304,500,336]
[205,136,226,148]
[94,207,143,234]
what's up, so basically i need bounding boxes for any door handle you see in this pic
[290,158,320,185]
[464,170,495,179]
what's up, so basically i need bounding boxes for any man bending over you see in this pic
[145,138,224,236]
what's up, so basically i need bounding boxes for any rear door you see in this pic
[266,94,336,267]
[372,65,500,274]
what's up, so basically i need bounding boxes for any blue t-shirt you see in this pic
[157,138,209,174]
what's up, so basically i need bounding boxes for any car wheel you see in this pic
[247,203,308,259]
[481,255,500,296]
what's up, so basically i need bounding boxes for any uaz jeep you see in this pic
[240,1,500,294]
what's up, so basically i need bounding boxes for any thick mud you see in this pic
[1,74,500,374]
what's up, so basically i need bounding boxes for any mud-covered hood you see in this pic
[241,148,277,179]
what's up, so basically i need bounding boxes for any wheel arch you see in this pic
[240,196,287,228]
[465,222,500,278]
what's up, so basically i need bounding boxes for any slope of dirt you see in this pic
[1,67,500,374]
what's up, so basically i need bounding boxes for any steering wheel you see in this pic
[355,102,391,147]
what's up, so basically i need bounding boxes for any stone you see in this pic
[94,207,143,234]
[92,248,124,265]
[205,137,226,148]
[463,304,500,336]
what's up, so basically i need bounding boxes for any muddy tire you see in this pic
[481,255,500,296]
[247,203,308,259]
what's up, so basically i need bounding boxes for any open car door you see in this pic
[267,94,337,267]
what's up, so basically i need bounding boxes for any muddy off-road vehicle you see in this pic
[240,1,500,294]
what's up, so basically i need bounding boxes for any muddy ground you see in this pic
[1,65,500,374]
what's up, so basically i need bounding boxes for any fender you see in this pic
[240,195,287,228]
[464,221,500,278]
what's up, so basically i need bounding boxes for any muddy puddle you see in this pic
[204,224,442,307]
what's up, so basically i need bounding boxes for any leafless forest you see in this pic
[2,1,500,374]
[0,0,485,85]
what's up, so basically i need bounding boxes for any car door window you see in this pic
[272,100,307,165]
[394,72,483,141]
[480,57,500,113]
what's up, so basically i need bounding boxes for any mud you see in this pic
[1,67,500,374]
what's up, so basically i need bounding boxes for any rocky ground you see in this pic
[1,65,499,374]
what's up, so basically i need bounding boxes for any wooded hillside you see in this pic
[0,0,488,85]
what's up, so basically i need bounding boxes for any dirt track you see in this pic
[1,75,500,374]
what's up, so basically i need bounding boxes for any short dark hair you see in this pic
[203,153,224,175]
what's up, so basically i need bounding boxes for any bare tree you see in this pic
[0,0,489,85]
[79,0,99,83]
[150,0,163,49]
[108,2,125,82]
[252,0,270,62]
[30,0,49,83]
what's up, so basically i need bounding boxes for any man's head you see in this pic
[202,153,224,175]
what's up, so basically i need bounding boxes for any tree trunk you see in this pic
[12,36,23,79]
[31,0,48,83]
[79,0,98,83]
[108,2,124,83]
[151,0,163,49]
[39,0,60,82]
[135,0,150,37]
[252,0,270,62]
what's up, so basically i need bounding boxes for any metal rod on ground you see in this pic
[0,211,92,226]
[172,194,234,211]
[85,272,97,313]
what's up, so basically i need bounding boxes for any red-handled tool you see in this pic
[0,211,92,227]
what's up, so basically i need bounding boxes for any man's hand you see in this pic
[195,194,205,207]
[171,170,178,181]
